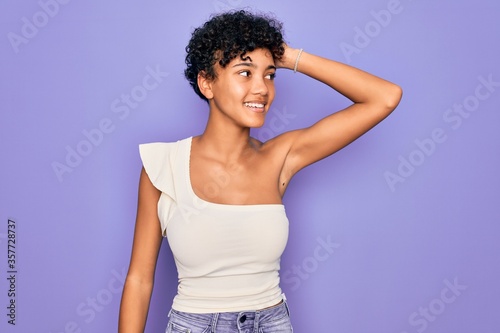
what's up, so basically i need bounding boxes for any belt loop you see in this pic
[281,293,291,316]
[211,312,219,333]
[167,309,172,318]
[284,300,291,317]
[254,310,260,333]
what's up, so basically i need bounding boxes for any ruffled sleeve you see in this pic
[139,142,178,236]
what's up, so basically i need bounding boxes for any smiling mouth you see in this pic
[244,102,266,112]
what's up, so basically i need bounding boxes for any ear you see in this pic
[197,71,214,100]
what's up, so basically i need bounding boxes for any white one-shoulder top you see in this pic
[139,137,289,313]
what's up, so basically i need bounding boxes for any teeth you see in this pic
[244,102,264,108]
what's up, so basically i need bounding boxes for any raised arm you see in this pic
[275,46,403,178]
[118,168,163,333]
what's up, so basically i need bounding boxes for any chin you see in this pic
[246,119,266,128]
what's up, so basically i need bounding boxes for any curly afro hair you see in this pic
[184,10,285,101]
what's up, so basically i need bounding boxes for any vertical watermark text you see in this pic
[6,219,18,325]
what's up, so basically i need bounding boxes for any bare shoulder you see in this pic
[253,130,299,158]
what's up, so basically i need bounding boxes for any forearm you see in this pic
[118,277,154,333]
[282,48,402,110]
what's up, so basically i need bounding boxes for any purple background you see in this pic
[1,0,500,332]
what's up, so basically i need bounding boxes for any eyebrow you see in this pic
[232,62,276,71]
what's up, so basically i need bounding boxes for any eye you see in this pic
[239,70,250,77]
[265,72,277,80]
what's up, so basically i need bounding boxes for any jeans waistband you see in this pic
[168,294,290,326]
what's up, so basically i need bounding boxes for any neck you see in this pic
[196,109,257,161]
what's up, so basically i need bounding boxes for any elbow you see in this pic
[370,84,402,120]
[124,273,155,292]
[385,83,403,112]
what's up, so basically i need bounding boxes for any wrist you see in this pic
[293,48,304,73]
[277,46,302,70]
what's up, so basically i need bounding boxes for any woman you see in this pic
[119,9,402,333]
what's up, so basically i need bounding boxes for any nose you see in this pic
[252,76,270,96]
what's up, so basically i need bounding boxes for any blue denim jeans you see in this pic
[165,298,293,333]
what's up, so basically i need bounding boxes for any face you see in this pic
[201,48,277,128]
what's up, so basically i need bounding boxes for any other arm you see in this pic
[118,168,163,333]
